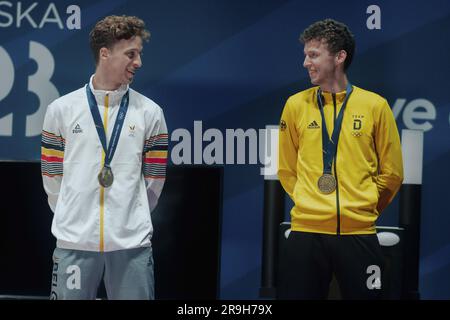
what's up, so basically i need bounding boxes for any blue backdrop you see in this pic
[1,0,449,299]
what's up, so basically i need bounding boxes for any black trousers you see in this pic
[277,231,385,300]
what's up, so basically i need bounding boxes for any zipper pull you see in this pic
[104,93,109,109]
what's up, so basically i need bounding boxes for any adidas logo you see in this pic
[307,120,320,129]
[72,123,83,134]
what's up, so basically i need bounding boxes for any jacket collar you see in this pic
[88,75,129,106]
[318,87,347,105]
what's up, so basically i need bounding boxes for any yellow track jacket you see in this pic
[278,85,403,235]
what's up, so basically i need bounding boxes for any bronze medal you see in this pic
[318,174,336,194]
[98,166,114,188]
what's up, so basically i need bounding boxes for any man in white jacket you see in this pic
[41,15,168,300]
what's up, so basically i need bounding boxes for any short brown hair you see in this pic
[300,19,355,71]
[89,15,150,65]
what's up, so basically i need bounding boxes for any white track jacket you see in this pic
[41,76,168,252]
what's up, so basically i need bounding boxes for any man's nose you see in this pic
[134,54,142,68]
[303,56,310,68]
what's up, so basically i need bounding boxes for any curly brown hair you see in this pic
[89,15,150,65]
[300,19,355,71]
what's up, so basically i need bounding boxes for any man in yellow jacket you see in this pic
[277,19,403,299]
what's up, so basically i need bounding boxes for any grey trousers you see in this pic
[50,246,154,300]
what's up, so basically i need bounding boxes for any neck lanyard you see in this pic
[317,82,353,175]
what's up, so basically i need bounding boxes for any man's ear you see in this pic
[335,50,347,67]
[99,47,109,61]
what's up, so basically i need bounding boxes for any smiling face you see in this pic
[99,36,143,88]
[303,38,338,87]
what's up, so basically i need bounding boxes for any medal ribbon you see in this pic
[317,82,353,175]
[86,84,129,169]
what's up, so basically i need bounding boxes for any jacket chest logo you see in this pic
[72,123,83,134]
[351,114,364,137]
[128,124,136,137]
[307,120,320,129]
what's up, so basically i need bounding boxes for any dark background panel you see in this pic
[0,162,222,299]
